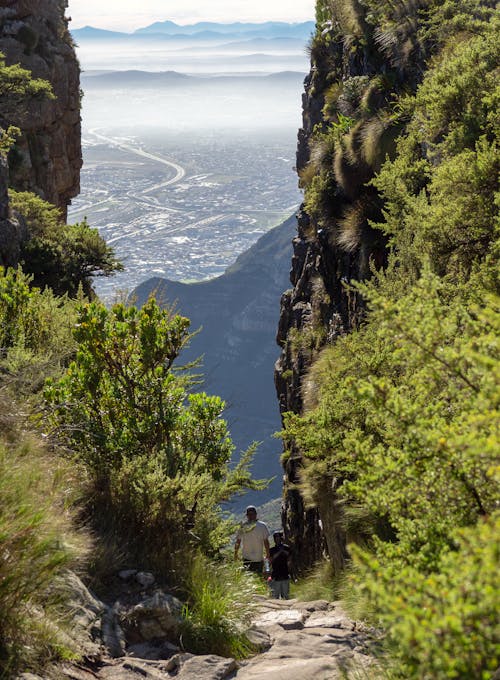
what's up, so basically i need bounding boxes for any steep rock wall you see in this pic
[0,0,81,221]
[0,154,25,267]
[275,4,427,571]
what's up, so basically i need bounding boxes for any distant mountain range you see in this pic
[72,21,315,43]
[131,213,298,506]
[81,70,306,89]
[135,20,314,39]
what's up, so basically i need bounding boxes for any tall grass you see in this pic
[0,435,90,678]
[180,552,263,658]
[290,558,337,602]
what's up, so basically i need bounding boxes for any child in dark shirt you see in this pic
[269,530,290,599]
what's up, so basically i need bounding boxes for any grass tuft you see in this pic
[0,436,90,677]
[290,558,337,602]
[179,552,264,658]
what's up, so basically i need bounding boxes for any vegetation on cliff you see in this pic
[282,1,499,677]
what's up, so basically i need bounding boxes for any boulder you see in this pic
[136,571,155,588]
[175,654,238,679]
[124,591,183,641]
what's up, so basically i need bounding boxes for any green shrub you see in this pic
[0,51,53,125]
[44,297,266,574]
[0,267,78,399]
[351,513,500,679]
[9,191,122,297]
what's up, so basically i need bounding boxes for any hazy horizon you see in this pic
[67,1,314,32]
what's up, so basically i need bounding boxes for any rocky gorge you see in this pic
[1,0,498,678]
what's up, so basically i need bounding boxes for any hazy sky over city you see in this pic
[67,0,315,31]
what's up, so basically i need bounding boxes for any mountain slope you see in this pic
[132,213,297,505]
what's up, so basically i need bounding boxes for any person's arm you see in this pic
[234,537,241,561]
[264,537,270,560]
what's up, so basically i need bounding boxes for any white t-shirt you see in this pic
[237,520,270,561]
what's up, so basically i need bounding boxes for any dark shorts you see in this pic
[243,560,263,574]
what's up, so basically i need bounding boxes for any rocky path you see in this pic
[31,584,376,680]
[234,596,375,679]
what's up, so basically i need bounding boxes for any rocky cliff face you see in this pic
[274,5,423,570]
[0,154,26,267]
[0,0,81,221]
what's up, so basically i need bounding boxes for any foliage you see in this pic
[351,514,500,679]
[0,125,20,155]
[0,269,88,675]
[44,297,266,573]
[0,267,78,395]
[373,15,500,282]
[9,191,122,297]
[180,552,261,658]
[284,264,499,675]
[282,3,500,674]
[0,51,53,129]
[0,435,89,678]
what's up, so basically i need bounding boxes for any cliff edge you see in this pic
[0,0,81,221]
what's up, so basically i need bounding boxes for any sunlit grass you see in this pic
[180,552,265,658]
[290,559,337,602]
[0,435,90,677]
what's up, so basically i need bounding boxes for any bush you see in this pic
[352,514,500,679]
[44,297,265,574]
[0,436,89,677]
[0,267,78,399]
[9,191,122,297]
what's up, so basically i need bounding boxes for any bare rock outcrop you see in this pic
[0,0,81,220]
[0,154,26,266]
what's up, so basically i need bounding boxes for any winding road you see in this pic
[88,128,186,188]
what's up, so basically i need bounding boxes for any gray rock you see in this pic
[64,572,107,659]
[176,654,237,679]
[102,606,127,658]
[118,569,138,581]
[303,612,348,629]
[125,591,183,641]
[252,608,305,630]
[136,571,155,588]
[127,639,179,660]
[296,599,330,613]
[235,655,348,679]
[245,627,272,652]
[98,657,178,679]
[0,0,82,220]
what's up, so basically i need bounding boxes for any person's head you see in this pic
[273,530,283,546]
[246,505,257,521]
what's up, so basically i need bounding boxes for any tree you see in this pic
[44,297,264,569]
[10,190,122,297]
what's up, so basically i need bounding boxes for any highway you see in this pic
[88,129,186,189]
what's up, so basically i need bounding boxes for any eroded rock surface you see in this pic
[233,597,376,680]
[0,0,81,218]
[24,582,376,680]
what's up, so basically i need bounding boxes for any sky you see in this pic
[67,0,315,32]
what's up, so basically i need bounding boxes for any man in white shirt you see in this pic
[234,505,270,574]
